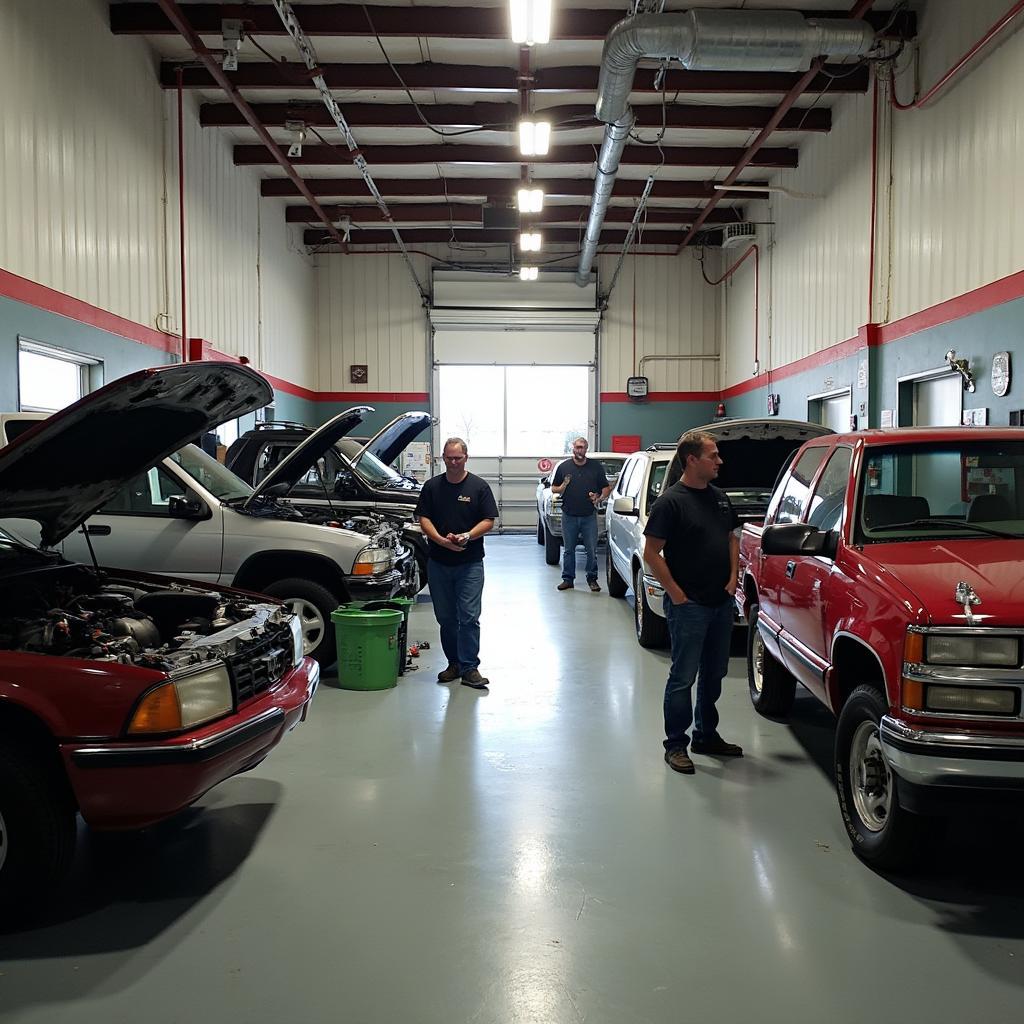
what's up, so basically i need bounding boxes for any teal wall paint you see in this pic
[599,400,720,450]
[271,390,317,426]
[309,400,431,438]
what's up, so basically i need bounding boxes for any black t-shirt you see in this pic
[552,458,610,516]
[643,482,740,605]
[415,471,499,565]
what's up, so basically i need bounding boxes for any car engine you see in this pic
[0,564,298,674]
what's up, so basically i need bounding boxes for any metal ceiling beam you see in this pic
[116,4,916,40]
[237,143,798,168]
[163,61,870,95]
[303,227,711,246]
[261,177,769,199]
[286,204,745,226]
[203,101,831,132]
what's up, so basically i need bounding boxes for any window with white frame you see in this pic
[17,339,101,413]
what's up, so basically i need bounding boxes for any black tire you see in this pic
[263,578,343,666]
[835,684,932,870]
[634,565,668,649]
[544,524,561,566]
[606,546,627,598]
[536,517,544,545]
[0,742,76,912]
[746,603,796,716]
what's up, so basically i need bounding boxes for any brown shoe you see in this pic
[664,749,695,774]
[690,736,744,757]
[557,580,574,591]
[588,580,601,592]
[437,663,460,683]
[461,669,490,689]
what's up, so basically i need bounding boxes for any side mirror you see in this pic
[168,495,208,520]
[762,522,832,557]
[612,496,638,517]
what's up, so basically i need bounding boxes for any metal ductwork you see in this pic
[575,10,876,287]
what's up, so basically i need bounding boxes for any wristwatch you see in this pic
[460,532,471,545]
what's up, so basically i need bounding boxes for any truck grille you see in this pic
[228,625,293,704]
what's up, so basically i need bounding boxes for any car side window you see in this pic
[99,465,189,516]
[645,462,667,511]
[806,447,852,534]
[625,460,645,500]
[774,447,828,525]
[615,458,636,497]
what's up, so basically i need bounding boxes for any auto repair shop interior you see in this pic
[2,2,1024,1022]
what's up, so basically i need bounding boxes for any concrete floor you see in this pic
[2,535,1024,1023]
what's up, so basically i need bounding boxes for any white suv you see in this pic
[606,419,833,648]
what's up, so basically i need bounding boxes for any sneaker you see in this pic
[557,580,574,591]
[461,669,490,689]
[437,664,460,683]
[690,735,744,757]
[588,580,601,593]
[664,749,695,775]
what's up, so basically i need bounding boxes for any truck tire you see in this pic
[606,546,627,598]
[536,518,544,545]
[834,684,933,870]
[544,524,561,566]
[263,578,342,667]
[746,603,796,716]
[0,743,76,913]
[634,566,668,649]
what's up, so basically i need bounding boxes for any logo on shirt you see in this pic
[457,495,472,503]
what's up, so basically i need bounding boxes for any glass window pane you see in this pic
[774,447,828,525]
[505,366,589,457]
[19,350,82,412]
[438,366,505,457]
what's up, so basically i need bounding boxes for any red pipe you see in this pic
[868,75,879,322]
[177,66,187,362]
[892,0,1024,110]
[701,244,759,368]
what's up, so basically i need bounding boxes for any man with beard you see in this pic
[551,437,610,593]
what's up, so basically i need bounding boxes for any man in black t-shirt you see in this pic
[551,438,610,592]
[415,437,499,689]
[643,431,743,775]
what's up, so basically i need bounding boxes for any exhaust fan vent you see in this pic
[721,222,757,248]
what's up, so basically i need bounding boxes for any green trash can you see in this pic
[358,597,414,675]
[330,607,403,690]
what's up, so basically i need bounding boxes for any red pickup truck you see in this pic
[736,427,1024,869]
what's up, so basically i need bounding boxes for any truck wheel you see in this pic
[606,546,627,598]
[264,578,342,666]
[544,524,561,566]
[634,566,668,649]
[536,518,544,545]
[0,743,76,913]
[835,685,931,870]
[747,603,796,716]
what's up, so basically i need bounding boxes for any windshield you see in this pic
[171,444,253,502]
[859,441,1024,540]
[598,457,626,482]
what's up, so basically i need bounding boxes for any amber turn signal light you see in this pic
[900,678,925,711]
[903,631,924,664]
[128,682,183,734]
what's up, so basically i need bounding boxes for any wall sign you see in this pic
[611,434,642,454]
[992,351,1011,397]
[350,364,368,384]
[626,376,649,401]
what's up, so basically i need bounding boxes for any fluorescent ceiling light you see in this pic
[519,266,539,281]
[510,0,551,45]
[518,120,551,157]
[516,188,544,213]
[520,232,542,252]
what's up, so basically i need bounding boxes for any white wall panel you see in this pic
[597,250,720,393]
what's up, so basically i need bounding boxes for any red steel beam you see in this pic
[261,177,770,200]
[203,101,831,132]
[154,0,348,249]
[303,227,713,246]
[163,61,869,95]
[115,4,915,40]
[236,143,798,168]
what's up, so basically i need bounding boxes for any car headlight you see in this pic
[925,685,1017,715]
[353,544,394,575]
[127,663,234,735]
[926,635,1019,667]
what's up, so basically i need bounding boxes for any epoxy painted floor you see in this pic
[2,535,1024,1023]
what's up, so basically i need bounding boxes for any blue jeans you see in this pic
[561,512,599,582]
[428,559,485,672]
[662,596,734,752]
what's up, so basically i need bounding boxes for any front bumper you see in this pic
[880,715,1024,790]
[642,572,667,619]
[64,657,319,829]
[546,512,609,541]
[347,565,405,602]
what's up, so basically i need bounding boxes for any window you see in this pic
[774,447,828,525]
[18,339,101,413]
[614,458,636,497]
[438,364,590,457]
[806,447,852,533]
[645,461,668,512]
[100,465,189,516]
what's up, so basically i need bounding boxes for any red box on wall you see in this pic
[611,434,642,454]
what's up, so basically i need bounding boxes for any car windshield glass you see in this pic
[598,458,625,482]
[171,444,253,501]
[348,447,406,487]
[860,441,1024,540]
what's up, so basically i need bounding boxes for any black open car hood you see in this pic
[358,411,431,468]
[0,362,272,547]
[247,405,371,506]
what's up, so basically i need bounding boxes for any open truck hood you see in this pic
[0,362,271,546]
[357,411,431,468]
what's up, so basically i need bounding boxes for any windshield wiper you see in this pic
[868,518,1020,539]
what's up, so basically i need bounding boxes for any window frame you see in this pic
[17,337,102,414]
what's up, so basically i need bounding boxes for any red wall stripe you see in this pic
[600,391,718,403]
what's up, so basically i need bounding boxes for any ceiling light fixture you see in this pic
[520,232,543,252]
[520,266,539,281]
[509,0,552,45]
[517,188,544,213]
[518,119,551,157]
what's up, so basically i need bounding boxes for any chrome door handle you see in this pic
[84,524,111,536]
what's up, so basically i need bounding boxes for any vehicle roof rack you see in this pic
[251,420,311,432]
[646,443,678,451]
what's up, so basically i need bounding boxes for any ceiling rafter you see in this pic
[302,227,715,246]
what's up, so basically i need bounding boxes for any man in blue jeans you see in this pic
[551,438,610,592]
[643,431,743,774]
[416,437,499,689]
